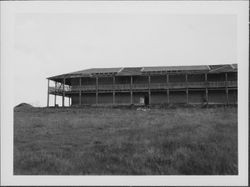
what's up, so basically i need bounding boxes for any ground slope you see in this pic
[14,107,237,175]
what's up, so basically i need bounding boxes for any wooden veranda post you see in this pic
[54,81,57,107]
[186,74,189,104]
[225,73,229,105]
[62,77,65,107]
[47,79,50,107]
[148,75,151,105]
[96,77,98,104]
[113,76,115,104]
[166,74,169,104]
[79,77,82,105]
[205,73,208,104]
[130,76,133,104]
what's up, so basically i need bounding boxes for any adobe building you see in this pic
[47,64,237,107]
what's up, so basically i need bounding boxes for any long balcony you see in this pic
[49,81,237,95]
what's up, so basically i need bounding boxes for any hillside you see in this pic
[14,107,238,175]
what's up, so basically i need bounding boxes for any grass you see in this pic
[14,106,238,175]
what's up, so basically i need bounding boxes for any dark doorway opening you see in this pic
[144,95,149,106]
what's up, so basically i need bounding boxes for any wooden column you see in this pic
[47,79,50,107]
[148,75,151,105]
[166,74,169,104]
[130,76,133,104]
[54,81,57,107]
[62,77,65,107]
[79,77,82,105]
[206,88,208,105]
[113,76,115,104]
[225,73,229,105]
[167,89,170,104]
[186,74,188,104]
[96,77,98,105]
[205,73,208,104]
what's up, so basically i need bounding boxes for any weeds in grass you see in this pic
[14,107,237,175]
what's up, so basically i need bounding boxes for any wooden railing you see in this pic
[49,81,237,94]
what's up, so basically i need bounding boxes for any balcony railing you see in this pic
[49,81,237,94]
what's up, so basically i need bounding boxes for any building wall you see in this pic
[208,89,226,104]
[187,74,205,82]
[169,90,187,103]
[133,76,148,84]
[99,77,113,85]
[115,76,131,84]
[151,91,168,104]
[169,74,186,82]
[151,75,166,83]
[228,89,237,104]
[188,90,206,104]
[68,72,236,106]
[207,73,225,82]
[115,92,130,104]
[133,92,147,104]
[227,72,237,81]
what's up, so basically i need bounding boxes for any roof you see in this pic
[48,64,237,81]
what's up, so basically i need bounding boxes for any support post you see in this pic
[130,76,133,104]
[148,75,151,105]
[113,76,115,104]
[166,74,169,104]
[47,79,50,107]
[226,88,229,105]
[205,88,208,105]
[186,74,188,104]
[167,89,169,104]
[54,81,57,107]
[96,77,98,105]
[79,77,82,105]
[205,73,208,82]
[62,77,65,107]
[225,73,229,105]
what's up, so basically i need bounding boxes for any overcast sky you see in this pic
[12,12,236,107]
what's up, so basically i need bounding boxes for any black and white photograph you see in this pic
[0,0,248,186]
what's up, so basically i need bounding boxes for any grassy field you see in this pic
[14,106,238,175]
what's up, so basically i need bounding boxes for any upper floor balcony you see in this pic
[48,81,237,95]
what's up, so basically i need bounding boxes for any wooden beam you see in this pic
[47,79,50,107]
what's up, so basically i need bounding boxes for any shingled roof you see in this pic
[48,64,237,80]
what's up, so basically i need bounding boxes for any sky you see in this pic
[12,12,236,107]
